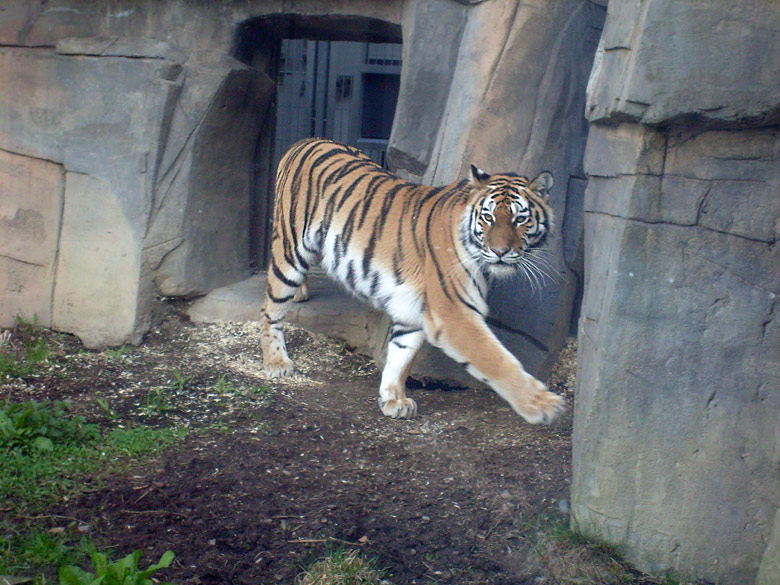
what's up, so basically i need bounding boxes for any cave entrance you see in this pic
[184,15,403,349]
[266,38,402,266]
[230,15,403,271]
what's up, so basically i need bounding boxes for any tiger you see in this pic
[260,138,565,424]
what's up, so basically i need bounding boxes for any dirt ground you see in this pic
[7,306,578,585]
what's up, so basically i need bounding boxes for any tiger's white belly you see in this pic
[320,235,424,327]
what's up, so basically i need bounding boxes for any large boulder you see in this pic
[0,42,182,345]
[572,2,780,584]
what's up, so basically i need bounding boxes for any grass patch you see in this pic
[297,549,390,585]
[0,400,186,583]
[527,514,702,585]
[0,529,96,582]
[1,422,186,513]
[0,319,56,381]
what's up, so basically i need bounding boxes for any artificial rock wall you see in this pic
[2,1,779,584]
[0,1,401,346]
[0,0,599,390]
[571,2,780,584]
[380,0,604,381]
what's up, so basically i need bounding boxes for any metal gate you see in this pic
[273,39,402,171]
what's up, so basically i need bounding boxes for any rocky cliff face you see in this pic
[0,0,597,386]
[571,2,780,584]
[1,2,778,583]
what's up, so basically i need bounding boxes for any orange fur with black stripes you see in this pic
[261,138,564,423]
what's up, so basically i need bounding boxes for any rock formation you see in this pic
[0,0,599,389]
[2,2,778,583]
[572,2,780,584]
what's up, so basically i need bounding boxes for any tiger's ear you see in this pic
[529,171,554,198]
[470,164,491,188]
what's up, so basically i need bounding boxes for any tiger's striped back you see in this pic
[270,138,477,324]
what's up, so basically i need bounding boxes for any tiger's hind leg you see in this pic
[378,325,425,418]
[261,259,310,377]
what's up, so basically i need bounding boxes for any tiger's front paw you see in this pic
[264,355,294,378]
[517,377,566,425]
[379,397,418,419]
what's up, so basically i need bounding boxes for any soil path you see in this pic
[36,314,575,585]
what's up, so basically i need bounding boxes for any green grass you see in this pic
[103,345,130,360]
[0,347,36,379]
[296,548,389,585]
[0,318,56,381]
[1,423,186,512]
[0,530,97,582]
[0,400,186,583]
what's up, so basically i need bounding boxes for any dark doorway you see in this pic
[231,15,403,272]
[273,40,402,172]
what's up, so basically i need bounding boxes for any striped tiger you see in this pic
[261,138,564,424]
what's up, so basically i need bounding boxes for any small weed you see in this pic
[169,369,192,392]
[0,319,57,380]
[104,345,130,360]
[0,350,35,379]
[213,375,237,395]
[140,388,172,416]
[25,337,52,365]
[96,397,118,421]
[59,549,175,585]
[296,548,389,585]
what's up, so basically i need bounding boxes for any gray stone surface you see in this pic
[52,172,142,347]
[572,3,780,581]
[586,0,780,124]
[152,55,274,296]
[0,150,63,327]
[406,0,604,379]
[0,44,180,346]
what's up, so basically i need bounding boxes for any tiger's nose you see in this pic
[491,246,509,257]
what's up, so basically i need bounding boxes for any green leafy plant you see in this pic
[59,550,175,585]
[0,401,99,453]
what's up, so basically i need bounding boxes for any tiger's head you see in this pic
[463,165,554,279]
